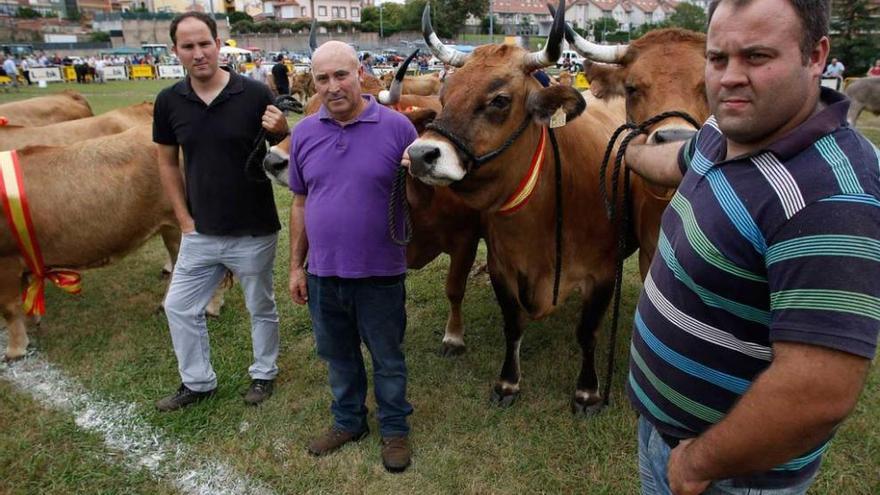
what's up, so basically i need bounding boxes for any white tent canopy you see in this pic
[220,46,252,55]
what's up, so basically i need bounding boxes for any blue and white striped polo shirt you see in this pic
[627,87,880,487]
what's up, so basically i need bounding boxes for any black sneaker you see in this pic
[155,384,216,412]
[243,379,274,406]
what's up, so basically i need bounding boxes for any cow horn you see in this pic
[379,49,419,105]
[308,19,318,56]
[422,4,470,67]
[547,3,628,63]
[523,0,566,72]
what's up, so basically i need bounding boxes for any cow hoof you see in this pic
[571,395,605,416]
[439,341,466,357]
[3,352,26,363]
[489,385,519,408]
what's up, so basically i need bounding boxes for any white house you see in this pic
[260,0,361,22]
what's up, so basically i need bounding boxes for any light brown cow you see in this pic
[0,102,154,151]
[0,90,93,127]
[380,71,443,96]
[407,3,629,412]
[0,126,179,360]
[290,70,316,101]
[556,70,574,86]
[569,28,709,278]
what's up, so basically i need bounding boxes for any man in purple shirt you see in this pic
[287,40,418,473]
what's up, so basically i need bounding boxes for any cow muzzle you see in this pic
[648,126,697,144]
[407,139,466,186]
[262,148,290,186]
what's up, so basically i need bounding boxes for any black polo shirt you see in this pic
[153,71,281,236]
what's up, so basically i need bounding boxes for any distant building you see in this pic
[474,0,680,38]
[260,0,361,22]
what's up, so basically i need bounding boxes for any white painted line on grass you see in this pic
[0,334,277,495]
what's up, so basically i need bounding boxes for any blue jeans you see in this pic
[307,274,412,437]
[165,232,279,392]
[638,416,817,495]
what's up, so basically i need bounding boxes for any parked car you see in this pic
[556,50,584,71]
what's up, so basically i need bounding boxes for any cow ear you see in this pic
[404,108,438,134]
[526,85,586,125]
[583,60,625,99]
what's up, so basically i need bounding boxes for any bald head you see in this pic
[312,40,359,69]
[311,40,366,122]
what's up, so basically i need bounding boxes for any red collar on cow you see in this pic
[0,150,81,316]
[497,127,548,215]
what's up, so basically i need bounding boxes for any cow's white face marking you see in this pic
[263,145,290,186]
[408,138,466,186]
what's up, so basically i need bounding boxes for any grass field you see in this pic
[0,80,878,494]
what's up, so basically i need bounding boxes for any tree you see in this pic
[65,6,81,21]
[15,7,41,18]
[414,0,487,38]
[592,17,619,42]
[830,0,880,76]
[663,3,707,32]
[228,11,253,25]
[231,20,256,34]
[89,31,111,42]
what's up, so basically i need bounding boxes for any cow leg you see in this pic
[159,224,180,276]
[0,259,27,361]
[440,237,479,357]
[205,272,231,318]
[489,271,526,408]
[572,280,614,415]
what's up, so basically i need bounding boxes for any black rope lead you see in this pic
[388,166,412,246]
[599,110,700,407]
[548,128,563,306]
[245,95,304,182]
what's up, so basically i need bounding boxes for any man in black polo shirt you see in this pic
[153,11,290,411]
[271,54,290,96]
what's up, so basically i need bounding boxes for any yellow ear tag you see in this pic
[549,107,567,128]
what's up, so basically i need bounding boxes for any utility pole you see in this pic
[489,0,493,42]
[379,3,383,38]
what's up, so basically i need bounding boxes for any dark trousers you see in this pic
[307,274,412,437]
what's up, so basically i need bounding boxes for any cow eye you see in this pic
[489,95,510,109]
[625,84,638,97]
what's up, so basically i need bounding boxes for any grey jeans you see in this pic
[164,231,280,392]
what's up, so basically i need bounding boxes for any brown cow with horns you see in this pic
[407,1,628,412]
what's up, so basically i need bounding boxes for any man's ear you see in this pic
[526,85,586,125]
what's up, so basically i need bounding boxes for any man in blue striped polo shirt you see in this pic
[623,0,880,493]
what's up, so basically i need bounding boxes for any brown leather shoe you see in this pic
[381,436,411,473]
[307,426,369,456]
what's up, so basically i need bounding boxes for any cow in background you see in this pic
[0,126,197,361]
[566,26,709,278]
[0,90,93,127]
[0,102,153,150]
[380,71,443,96]
[845,77,880,125]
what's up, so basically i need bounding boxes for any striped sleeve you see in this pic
[677,136,697,175]
[766,198,880,358]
